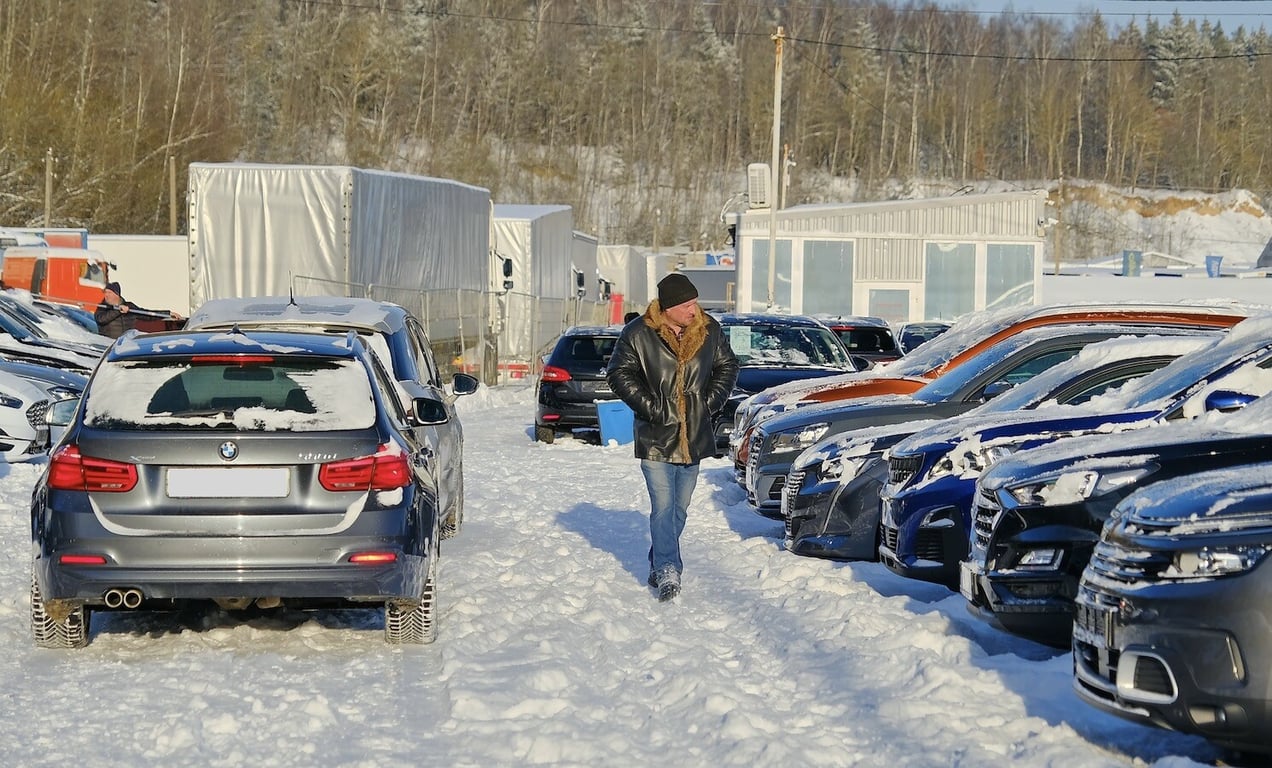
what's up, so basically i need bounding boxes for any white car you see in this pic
[0,369,52,462]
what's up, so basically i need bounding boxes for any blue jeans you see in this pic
[640,459,700,575]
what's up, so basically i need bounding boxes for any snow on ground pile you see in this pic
[0,384,1222,767]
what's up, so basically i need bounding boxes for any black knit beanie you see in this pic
[657,273,698,308]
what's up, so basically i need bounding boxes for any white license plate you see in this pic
[166,467,290,498]
[959,561,981,602]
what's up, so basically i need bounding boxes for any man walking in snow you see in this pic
[605,273,739,601]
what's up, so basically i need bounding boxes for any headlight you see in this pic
[926,443,1018,482]
[1005,465,1157,507]
[816,454,868,484]
[1165,545,1271,579]
[965,444,1016,473]
[46,386,80,401]
[771,422,830,454]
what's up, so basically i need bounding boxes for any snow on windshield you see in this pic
[85,358,376,431]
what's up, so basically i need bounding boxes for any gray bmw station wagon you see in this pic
[31,328,449,647]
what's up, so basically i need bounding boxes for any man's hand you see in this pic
[119,305,129,313]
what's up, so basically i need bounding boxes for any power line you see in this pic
[287,0,1272,63]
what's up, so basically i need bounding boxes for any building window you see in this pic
[752,239,793,311]
[987,243,1036,310]
[924,242,975,320]
[803,240,853,315]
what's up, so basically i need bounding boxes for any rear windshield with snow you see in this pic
[84,357,376,431]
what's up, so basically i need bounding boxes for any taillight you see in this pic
[48,446,138,492]
[59,554,107,565]
[319,443,412,491]
[349,552,398,564]
[540,365,571,383]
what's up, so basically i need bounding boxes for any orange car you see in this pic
[727,302,1250,474]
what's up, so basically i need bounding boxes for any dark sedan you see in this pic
[965,392,1272,647]
[713,313,857,454]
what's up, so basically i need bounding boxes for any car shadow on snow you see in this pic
[89,602,387,642]
[715,487,1226,765]
[705,465,788,546]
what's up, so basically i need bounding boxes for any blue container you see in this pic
[596,400,635,445]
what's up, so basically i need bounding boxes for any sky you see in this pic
[0,380,1243,767]
[948,0,1272,32]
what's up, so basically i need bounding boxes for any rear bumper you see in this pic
[36,550,431,604]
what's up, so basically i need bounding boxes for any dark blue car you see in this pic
[878,315,1272,588]
[713,313,856,453]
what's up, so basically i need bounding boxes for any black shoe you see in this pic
[652,566,681,601]
[647,572,658,588]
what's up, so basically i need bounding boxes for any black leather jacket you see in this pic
[606,307,739,464]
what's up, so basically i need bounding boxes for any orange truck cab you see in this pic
[0,246,111,310]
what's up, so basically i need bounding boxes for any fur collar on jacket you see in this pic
[644,300,709,360]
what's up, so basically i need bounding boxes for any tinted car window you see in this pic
[837,328,896,354]
[84,357,376,431]
[553,336,617,364]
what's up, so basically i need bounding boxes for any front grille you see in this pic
[888,453,922,487]
[1086,539,1173,585]
[767,474,786,502]
[26,399,50,431]
[881,524,899,552]
[783,469,805,515]
[746,434,762,481]
[971,487,1000,552]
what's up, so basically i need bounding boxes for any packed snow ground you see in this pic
[0,385,1228,767]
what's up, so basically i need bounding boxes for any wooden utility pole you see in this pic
[766,26,785,310]
[44,148,53,227]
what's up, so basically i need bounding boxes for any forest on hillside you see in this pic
[2,0,1270,253]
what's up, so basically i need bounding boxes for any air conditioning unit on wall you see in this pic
[747,163,770,209]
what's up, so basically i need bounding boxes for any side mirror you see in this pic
[982,380,1015,401]
[451,372,479,396]
[46,398,79,428]
[848,354,874,371]
[413,396,450,425]
[1204,389,1257,413]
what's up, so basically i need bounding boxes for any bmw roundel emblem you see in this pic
[219,441,239,461]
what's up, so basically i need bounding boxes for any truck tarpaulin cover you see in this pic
[188,163,491,309]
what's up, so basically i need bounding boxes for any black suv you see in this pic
[535,326,622,444]
[1074,464,1272,757]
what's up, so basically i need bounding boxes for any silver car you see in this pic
[31,327,449,647]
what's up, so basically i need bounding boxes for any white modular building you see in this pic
[733,190,1048,324]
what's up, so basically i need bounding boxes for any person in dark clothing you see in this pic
[623,311,640,324]
[94,281,183,339]
[605,273,739,601]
